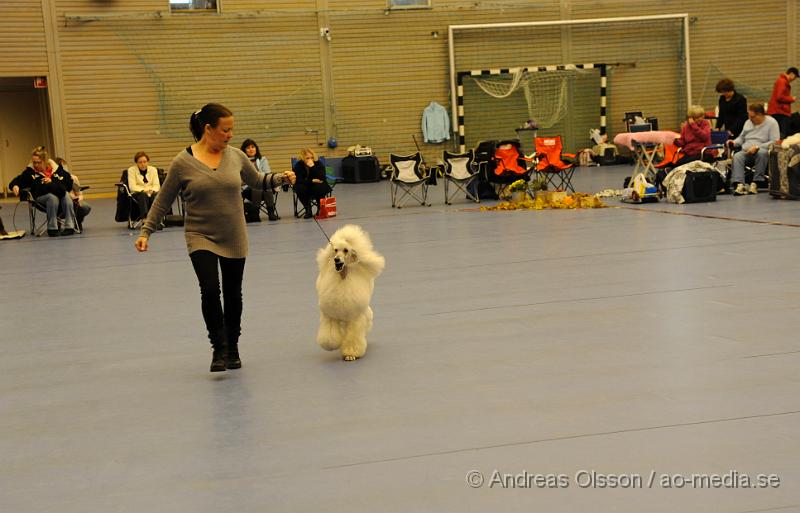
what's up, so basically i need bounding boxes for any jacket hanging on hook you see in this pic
[422,101,451,144]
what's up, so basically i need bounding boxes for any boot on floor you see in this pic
[225,327,242,369]
[208,328,227,372]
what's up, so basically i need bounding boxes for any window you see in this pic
[170,0,219,13]
[388,0,431,9]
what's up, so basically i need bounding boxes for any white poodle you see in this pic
[316,224,385,361]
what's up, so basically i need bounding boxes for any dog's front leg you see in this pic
[340,312,369,361]
[317,314,343,351]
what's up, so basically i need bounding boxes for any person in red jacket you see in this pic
[654,105,712,194]
[673,104,712,166]
[767,67,798,138]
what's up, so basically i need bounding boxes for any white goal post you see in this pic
[447,14,692,153]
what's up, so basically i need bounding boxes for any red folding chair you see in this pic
[655,143,682,169]
[493,144,531,178]
[534,136,576,192]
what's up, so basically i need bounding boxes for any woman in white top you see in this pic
[127,151,161,221]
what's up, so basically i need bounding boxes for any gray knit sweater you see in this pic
[141,146,279,258]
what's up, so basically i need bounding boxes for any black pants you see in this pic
[189,250,246,334]
[132,191,156,220]
[74,200,91,227]
[294,182,331,210]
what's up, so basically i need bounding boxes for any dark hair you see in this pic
[189,103,233,141]
[133,151,150,163]
[240,138,261,160]
[55,157,67,167]
[748,103,766,115]
[788,67,799,76]
[715,78,735,93]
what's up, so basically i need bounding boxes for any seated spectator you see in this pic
[655,106,712,193]
[8,146,76,237]
[767,67,798,139]
[56,157,91,227]
[730,103,780,195]
[292,148,331,219]
[127,152,160,221]
[674,105,712,166]
[240,138,278,221]
[715,78,748,138]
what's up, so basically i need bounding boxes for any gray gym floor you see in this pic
[2,165,799,513]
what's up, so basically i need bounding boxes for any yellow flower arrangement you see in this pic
[508,179,527,192]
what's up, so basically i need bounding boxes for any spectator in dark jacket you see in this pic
[715,78,748,138]
[292,148,330,219]
[8,146,77,237]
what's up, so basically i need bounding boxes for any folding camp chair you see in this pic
[243,174,282,222]
[19,188,79,237]
[115,169,140,229]
[487,140,533,184]
[442,149,480,204]
[534,136,576,192]
[292,174,337,218]
[290,157,339,218]
[654,143,682,170]
[700,130,731,163]
[20,188,50,236]
[115,168,180,229]
[389,152,430,208]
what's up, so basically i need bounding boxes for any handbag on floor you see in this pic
[681,170,718,203]
[316,197,337,219]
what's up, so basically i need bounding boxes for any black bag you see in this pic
[681,171,718,203]
[342,156,380,183]
[466,179,499,200]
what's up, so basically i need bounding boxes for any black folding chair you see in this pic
[389,152,430,208]
[442,149,480,204]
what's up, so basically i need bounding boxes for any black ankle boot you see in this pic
[208,329,227,372]
[225,327,242,369]
[267,207,279,221]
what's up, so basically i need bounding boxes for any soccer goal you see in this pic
[448,14,691,152]
[455,63,607,153]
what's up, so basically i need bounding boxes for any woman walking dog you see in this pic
[135,103,295,372]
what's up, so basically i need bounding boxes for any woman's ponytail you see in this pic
[188,103,233,142]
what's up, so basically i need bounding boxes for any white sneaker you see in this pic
[748,182,758,194]
[733,183,747,196]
